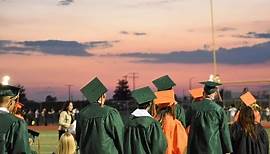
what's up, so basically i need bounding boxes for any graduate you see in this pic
[230,105,269,154]
[0,82,31,153]
[124,86,167,154]
[76,77,124,154]
[153,89,188,154]
[152,75,186,127]
[230,91,269,154]
[186,75,232,154]
[233,91,261,123]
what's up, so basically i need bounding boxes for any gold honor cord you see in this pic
[210,0,217,76]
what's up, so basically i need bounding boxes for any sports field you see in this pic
[30,124,270,154]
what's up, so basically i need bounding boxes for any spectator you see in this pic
[34,109,40,126]
[48,108,56,124]
[58,102,73,139]
[41,108,48,126]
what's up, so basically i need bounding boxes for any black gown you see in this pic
[230,123,269,154]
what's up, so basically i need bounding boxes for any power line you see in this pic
[124,73,139,90]
[129,72,139,90]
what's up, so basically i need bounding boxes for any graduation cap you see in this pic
[80,77,108,103]
[0,85,20,97]
[200,74,222,95]
[240,91,256,106]
[132,87,156,105]
[154,89,175,107]
[240,91,261,111]
[189,88,204,99]
[152,75,176,91]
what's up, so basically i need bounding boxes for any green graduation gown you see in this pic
[124,115,167,154]
[0,111,31,154]
[76,103,124,154]
[175,103,186,127]
[186,99,233,154]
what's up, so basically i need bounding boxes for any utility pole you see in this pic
[65,84,73,102]
[124,73,139,90]
[123,75,128,81]
[129,72,139,90]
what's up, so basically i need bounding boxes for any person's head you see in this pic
[200,75,222,101]
[0,95,19,112]
[132,86,156,112]
[155,104,176,119]
[138,101,151,109]
[204,90,218,100]
[63,102,73,112]
[57,132,76,154]
[0,85,20,112]
[238,105,257,140]
[153,89,176,119]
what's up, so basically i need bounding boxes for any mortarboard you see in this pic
[189,88,204,99]
[200,74,222,95]
[132,87,156,105]
[154,89,175,107]
[240,91,256,106]
[152,75,176,91]
[0,85,20,97]
[80,77,108,103]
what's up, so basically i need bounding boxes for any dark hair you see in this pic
[204,86,217,95]
[238,106,257,140]
[138,102,150,109]
[157,87,172,91]
[62,102,72,112]
[154,104,176,126]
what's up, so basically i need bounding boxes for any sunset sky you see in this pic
[1,0,270,101]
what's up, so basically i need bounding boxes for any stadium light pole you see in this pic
[210,0,217,75]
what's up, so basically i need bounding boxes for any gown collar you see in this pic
[0,107,9,113]
[131,109,152,117]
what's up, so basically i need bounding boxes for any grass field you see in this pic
[31,131,58,154]
[31,128,270,154]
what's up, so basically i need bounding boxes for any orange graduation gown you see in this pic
[159,114,188,154]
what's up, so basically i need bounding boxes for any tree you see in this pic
[45,95,57,102]
[113,79,132,101]
[17,85,28,103]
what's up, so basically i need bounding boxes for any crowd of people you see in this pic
[0,74,269,154]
